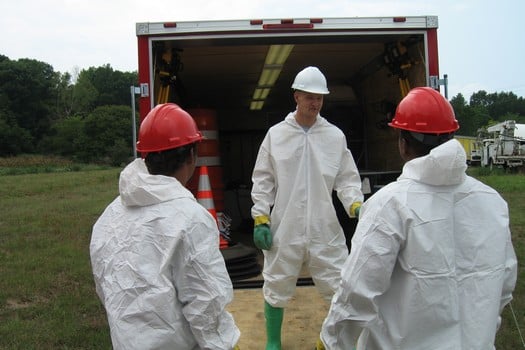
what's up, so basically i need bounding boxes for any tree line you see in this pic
[0,55,137,165]
[1,54,524,165]
[450,91,525,136]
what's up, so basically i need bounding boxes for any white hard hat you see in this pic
[291,66,330,94]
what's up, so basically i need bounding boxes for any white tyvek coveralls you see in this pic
[321,139,517,350]
[90,159,240,350]
[251,112,363,307]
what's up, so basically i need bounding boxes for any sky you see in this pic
[1,0,524,100]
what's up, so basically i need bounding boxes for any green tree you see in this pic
[0,109,33,156]
[469,105,491,134]
[450,94,468,130]
[39,115,85,157]
[486,92,525,121]
[54,71,75,118]
[469,90,491,108]
[72,75,99,117]
[469,91,525,123]
[451,90,525,135]
[451,93,480,136]
[76,64,137,113]
[0,57,59,149]
[76,105,134,165]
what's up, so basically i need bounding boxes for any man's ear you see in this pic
[187,147,196,165]
[293,91,300,103]
[398,136,409,161]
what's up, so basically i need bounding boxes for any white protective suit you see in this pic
[321,139,518,350]
[90,159,240,350]
[251,112,363,307]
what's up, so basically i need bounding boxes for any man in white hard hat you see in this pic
[319,88,517,349]
[251,66,364,349]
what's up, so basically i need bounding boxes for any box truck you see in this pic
[135,15,443,237]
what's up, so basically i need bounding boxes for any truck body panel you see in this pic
[455,135,481,165]
[135,16,442,228]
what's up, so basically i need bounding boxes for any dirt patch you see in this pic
[227,286,329,350]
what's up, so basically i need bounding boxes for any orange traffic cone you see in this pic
[196,165,229,249]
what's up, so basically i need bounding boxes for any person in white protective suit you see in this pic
[90,103,241,350]
[251,66,364,350]
[319,87,518,350]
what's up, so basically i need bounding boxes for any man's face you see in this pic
[294,91,324,118]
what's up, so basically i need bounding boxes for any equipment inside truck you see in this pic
[151,35,425,183]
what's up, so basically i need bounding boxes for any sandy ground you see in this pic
[227,286,329,350]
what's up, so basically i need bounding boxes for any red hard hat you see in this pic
[389,87,459,134]
[136,103,202,154]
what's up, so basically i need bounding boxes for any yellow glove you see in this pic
[233,345,240,350]
[316,338,326,350]
[349,202,362,218]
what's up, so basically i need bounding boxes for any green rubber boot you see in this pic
[264,301,284,350]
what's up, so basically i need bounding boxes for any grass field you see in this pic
[0,157,523,349]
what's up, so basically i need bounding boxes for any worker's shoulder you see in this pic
[462,176,507,202]
[316,116,345,133]
[167,196,218,224]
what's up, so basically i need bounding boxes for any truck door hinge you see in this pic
[140,83,149,97]
[429,74,449,99]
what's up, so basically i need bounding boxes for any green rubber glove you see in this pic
[253,224,272,250]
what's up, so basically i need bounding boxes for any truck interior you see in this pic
[147,30,429,245]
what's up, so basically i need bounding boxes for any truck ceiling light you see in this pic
[258,68,280,86]
[252,88,270,100]
[250,101,264,110]
[250,44,294,110]
[266,44,294,65]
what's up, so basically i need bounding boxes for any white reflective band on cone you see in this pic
[197,157,221,166]
[201,130,219,139]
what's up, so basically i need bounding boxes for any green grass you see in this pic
[0,160,120,349]
[0,154,111,176]
[0,159,523,349]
